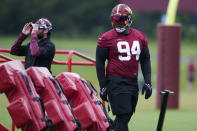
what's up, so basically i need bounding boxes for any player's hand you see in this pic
[31,24,39,34]
[22,22,33,35]
[100,87,108,101]
[142,83,152,99]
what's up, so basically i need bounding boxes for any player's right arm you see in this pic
[10,22,32,56]
[96,31,112,89]
[96,46,109,88]
[96,45,109,101]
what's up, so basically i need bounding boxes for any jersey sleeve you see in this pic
[97,32,113,49]
[133,29,148,49]
[141,33,148,48]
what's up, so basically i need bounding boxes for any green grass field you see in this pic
[0,36,197,131]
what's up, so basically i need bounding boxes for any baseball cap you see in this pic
[36,18,52,30]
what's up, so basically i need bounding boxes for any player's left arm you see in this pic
[140,45,152,99]
[137,32,152,99]
[140,46,151,85]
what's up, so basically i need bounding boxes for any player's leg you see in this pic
[114,113,133,131]
[107,75,139,130]
[109,92,138,131]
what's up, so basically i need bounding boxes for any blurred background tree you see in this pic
[0,0,196,41]
[0,0,118,38]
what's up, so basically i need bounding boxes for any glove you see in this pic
[100,87,108,101]
[142,83,152,99]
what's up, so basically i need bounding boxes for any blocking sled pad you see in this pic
[26,67,81,131]
[0,61,50,131]
[0,123,9,131]
[56,72,113,131]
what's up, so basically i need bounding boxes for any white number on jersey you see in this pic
[117,41,131,61]
[117,41,141,61]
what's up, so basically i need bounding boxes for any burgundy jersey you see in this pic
[97,28,148,79]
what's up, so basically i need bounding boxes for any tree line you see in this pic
[0,0,118,37]
[0,0,196,40]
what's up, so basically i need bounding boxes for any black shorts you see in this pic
[107,75,139,115]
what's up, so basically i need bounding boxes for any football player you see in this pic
[96,4,152,131]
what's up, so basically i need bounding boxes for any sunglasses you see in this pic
[112,16,127,25]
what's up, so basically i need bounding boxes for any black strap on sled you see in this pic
[94,100,114,128]
[87,80,98,96]
[55,78,66,97]
[49,77,62,98]
[80,79,98,99]
[33,97,54,131]
[80,79,113,128]
[52,78,82,130]
[20,72,33,95]
[20,72,54,131]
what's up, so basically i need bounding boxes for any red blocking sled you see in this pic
[0,123,9,131]
[26,67,81,131]
[56,72,113,131]
[0,60,50,131]
[56,73,97,130]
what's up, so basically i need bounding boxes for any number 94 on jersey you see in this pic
[117,41,141,61]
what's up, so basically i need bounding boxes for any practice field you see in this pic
[0,36,197,130]
[1,91,197,131]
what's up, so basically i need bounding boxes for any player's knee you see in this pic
[114,113,133,131]
[116,113,133,123]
